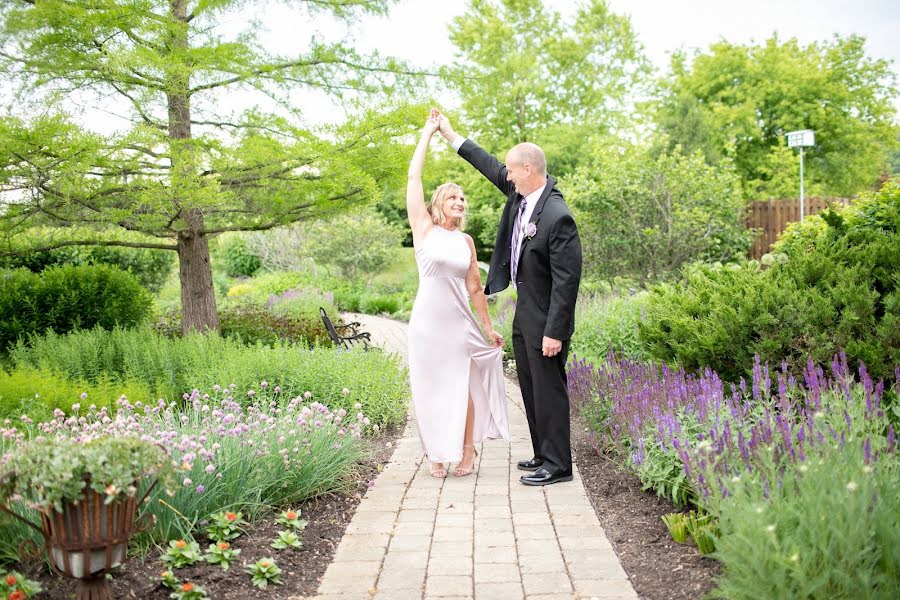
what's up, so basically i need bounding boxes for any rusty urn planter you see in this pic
[0,436,174,600]
[3,479,157,600]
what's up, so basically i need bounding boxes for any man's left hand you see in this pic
[542,336,562,357]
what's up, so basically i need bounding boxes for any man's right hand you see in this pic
[437,113,457,143]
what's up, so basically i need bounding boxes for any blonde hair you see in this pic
[428,182,467,230]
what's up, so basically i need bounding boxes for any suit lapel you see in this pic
[515,176,555,266]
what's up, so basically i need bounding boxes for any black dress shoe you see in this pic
[520,468,573,486]
[516,457,544,472]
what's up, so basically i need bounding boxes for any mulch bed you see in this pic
[571,421,721,600]
[22,426,403,600]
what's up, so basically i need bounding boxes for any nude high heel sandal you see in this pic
[453,444,478,477]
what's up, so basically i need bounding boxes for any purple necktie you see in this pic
[510,197,527,283]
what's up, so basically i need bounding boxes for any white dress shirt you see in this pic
[514,185,545,259]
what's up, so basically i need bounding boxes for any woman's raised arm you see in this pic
[407,109,441,243]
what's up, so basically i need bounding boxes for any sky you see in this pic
[28,0,900,133]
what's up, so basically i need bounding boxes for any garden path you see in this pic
[303,313,637,600]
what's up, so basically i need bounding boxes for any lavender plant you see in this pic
[570,350,900,595]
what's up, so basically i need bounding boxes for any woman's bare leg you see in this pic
[454,393,477,476]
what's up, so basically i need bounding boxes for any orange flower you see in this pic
[174,540,187,549]
[225,512,236,521]
[217,542,230,550]
[285,511,297,520]
[5,575,16,586]
[10,591,26,600]
[181,582,193,592]
[260,560,270,568]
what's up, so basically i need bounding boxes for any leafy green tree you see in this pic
[0,0,419,333]
[447,0,649,149]
[303,212,404,282]
[565,141,754,285]
[437,0,650,258]
[656,35,899,199]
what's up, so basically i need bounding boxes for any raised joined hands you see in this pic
[423,108,440,135]
[423,108,457,142]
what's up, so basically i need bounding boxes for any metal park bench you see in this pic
[320,307,371,350]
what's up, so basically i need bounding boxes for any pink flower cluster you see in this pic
[1,384,371,495]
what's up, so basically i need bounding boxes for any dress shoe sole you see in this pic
[519,474,574,486]
[516,463,542,472]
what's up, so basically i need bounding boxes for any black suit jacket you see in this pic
[458,139,582,342]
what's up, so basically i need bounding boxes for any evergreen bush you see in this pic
[0,265,152,351]
[639,180,900,381]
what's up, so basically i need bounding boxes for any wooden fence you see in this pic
[747,197,851,259]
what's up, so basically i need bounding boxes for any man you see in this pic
[438,114,582,486]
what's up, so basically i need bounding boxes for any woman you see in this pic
[406,109,509,478]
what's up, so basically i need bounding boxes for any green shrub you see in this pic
[639,261,811,382]
[0,269,40,350]
[0,367,150,422]
[0,245,175,291]
[639,180,900,382]
[226,271,317,302]
[711,440,900,599]
[565,142,753,285]
[218,303,328,347]
[359,293,401,315]
[0,264,153,351]
[218,235,261,277]
[571,291,648,364]
[330,283,362,312]
[11,327,409,427]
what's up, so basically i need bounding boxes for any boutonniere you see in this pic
[525,222,537,239]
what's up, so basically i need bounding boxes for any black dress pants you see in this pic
[512,321,572,475]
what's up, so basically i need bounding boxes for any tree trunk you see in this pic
[177,211,219,334]
[168,0,219,334]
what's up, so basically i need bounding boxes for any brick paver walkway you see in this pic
[308,314,637,600]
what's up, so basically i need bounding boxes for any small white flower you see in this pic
[863,465,873,474]
[342,388,350,396]
[766,524,776,533]
[695,440,713,453]
[789,553,799,563]
[846,481,858,492]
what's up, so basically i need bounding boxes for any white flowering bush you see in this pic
[0,385,374,558]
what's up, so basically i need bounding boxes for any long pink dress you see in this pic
[408,226,509,463]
